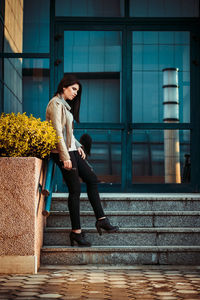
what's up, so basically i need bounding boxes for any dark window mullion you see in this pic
[50,0,55,98]
[126,28,133,188]
[55,18,199,29]
[121,26,129,190]
[190,28,200,191]
[124,0,130,18]
[74,123,125,130]
[131,123,192,130]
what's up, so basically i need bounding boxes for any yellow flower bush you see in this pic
[0,112,58,159]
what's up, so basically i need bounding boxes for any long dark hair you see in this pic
[55,75,82,123]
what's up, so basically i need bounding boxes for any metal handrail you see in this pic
[42,157,56,217]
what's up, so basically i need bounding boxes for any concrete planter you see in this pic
[0,157,46,274]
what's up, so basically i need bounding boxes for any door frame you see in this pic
[52,18,200,192]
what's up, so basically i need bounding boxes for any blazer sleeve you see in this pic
[46,100,70,162]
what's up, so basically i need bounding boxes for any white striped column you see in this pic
[163,68,181,183]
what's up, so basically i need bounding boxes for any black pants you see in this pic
[51,152,105,229]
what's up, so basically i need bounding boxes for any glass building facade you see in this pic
[0,0,200,192]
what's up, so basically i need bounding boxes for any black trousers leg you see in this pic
[51,153,81,230]
[51,151,105,229]
[74,151,105,220]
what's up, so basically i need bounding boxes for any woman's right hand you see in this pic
[63,159,72,170]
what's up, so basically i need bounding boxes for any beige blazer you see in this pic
[46,95,81,162]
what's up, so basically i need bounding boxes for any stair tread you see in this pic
[43,193,200,265]
[44,227,200,232]
[52,193,200,201]
[49,210,200,215]
[42,245,200,252]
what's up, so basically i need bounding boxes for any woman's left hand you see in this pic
[78,147,86,159]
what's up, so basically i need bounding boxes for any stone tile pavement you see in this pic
[0,265,200,300]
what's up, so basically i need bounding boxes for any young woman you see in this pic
[46,75,119,247]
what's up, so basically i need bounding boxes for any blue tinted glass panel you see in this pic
[56,0,124,17]
[22,0,50,53]
[64,31,122,123]
[3,58,23,113]
[130,0,199,17]
[80,79,120,123]
[132,130,190,184]
[132,31,190,123]
[64,31,121,73]
[22,59,49,120]
[3,58,48,114]
[143,32,158,44]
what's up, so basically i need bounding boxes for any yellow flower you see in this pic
[0,112,59,159]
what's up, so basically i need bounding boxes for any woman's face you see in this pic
[62,84,79,101]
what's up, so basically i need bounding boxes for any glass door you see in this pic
[53,23,197,192]
[130,30,192,190]
[54,27,125,192]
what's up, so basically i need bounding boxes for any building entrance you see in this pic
[53,24,196,193]
[0,1,199,192]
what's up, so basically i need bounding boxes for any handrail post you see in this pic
[42,157,54,196]
[42,157,56,216]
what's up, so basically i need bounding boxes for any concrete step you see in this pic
[43,227,200,247]
[46,211,200,228]
[41,245,200,265]
[51,193,200,211]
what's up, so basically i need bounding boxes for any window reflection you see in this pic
[54,129,122,191]
[130,0,199,17]
[22,59,49,120]
[56,0,124,17]
[23,0,50,53]
[132,130,190,184]
[4,0,23,53]
[64,31,122,123]
[132,31,190,123]
[2,58,49,117]
[3,0,50,53]
[76,130,121,183]
[3,58,23,113]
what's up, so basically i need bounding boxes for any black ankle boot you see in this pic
[70,231,91,247]
[95,217,119,236]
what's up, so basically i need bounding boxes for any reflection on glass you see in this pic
[54,129,121,191]
[132,31,190,123]
[132,130,190,184]
[56,0,124,17]
[22,59,49,120]
[4,0,23,53]
[4,0,50,53]
[23,0,50,53]
[75,130,121,183]
[130,0,199,17]
[3,58,49,117]
[64,31,122,122]
[164,130,181,183]
[3,58,23,113]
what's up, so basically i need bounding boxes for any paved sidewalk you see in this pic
[0,265,200,299]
